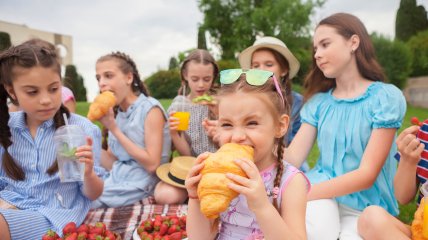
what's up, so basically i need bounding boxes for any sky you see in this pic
[0,0,427,101]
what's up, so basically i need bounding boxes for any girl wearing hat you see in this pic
[238,36,308,172]
[285,13,406,239]
[203,36,309,171]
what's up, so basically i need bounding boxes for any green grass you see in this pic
[77,100,427,224]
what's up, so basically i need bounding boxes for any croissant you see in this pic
[87,91,116,122]
[197,143,254,219]
[411,198,428,240]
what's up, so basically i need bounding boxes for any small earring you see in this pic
[351,48,355,54]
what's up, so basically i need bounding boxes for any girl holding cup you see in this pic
[154,49,219,204]
[0,39,104,240]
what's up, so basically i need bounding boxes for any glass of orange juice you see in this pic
[420,182,428,237]
[173,111,190,131]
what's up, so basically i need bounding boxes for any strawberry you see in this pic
[168,232,183,240]
[153,220,162,231]
[161,236,169,240]
[77,223,90,233]
[411,117,422,126]
[89,222,106,235]
[181,230,187,238]
[154,215,163,222]
[141,219,154,232]
[167,225,180,235]
[42,230,59,240]
[63,222,77,236]
[87,233,102,240]
[64,232,78,240]
[169,218,179,226]
[77,232,88,240]
[104,230,116,240]
[159,223,169,236]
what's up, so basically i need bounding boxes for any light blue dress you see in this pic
[92,94,171,208]
[301,82,406,216]
[0,112,105,238]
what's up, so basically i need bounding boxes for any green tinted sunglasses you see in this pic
[219,69,285,104]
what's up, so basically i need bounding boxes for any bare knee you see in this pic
[154,182,188,205]
[0,214,11,240]
[358,206,389,238]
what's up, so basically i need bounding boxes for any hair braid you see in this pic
[272,136,285,212]
[110,51,150,96]
[0,85,25,180]
[46,105,70,175]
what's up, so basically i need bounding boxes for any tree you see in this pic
[372,33,412,89]
[198,0,324,59]
[407,30,428,76]
[197,25,207,49]
[396,0,428,41]
[0,32,11,51]
[63,65,87,101]
[168,56,179,70]
[145,69,181,99]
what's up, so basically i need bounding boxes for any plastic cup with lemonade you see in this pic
[53,125,86,182]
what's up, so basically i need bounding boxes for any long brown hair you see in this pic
[96,51,149,149]
[178,49,219,96]
[0,39,69,181]
[303,12,386,100]
[217,73,290,212]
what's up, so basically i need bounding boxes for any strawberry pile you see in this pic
[41,221,118,240]
[136,215,187,240]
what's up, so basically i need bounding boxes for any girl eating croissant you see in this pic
[91,51,171,208]
[185,69,309,240]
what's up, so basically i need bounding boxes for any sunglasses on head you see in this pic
[219,69,285,104]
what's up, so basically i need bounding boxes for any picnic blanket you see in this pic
[84,197,188,240]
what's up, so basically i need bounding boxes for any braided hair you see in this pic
[217,74,290,212]
[0,38,68,181]
[96,51,149,149]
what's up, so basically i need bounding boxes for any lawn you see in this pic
[77,100,428,223]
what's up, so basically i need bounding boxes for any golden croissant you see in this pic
[197,143,254,219]
[87,91,116,122]
[411,197,428,240]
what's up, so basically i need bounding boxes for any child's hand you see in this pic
[168,111,180,133]
[202,118,219,142]
[226,158,270,213]
[75,137,95,177]
[99,108,116,130]
[185,152,210,199]
[396,125,425,165]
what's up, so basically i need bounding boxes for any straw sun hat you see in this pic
[156,156,196,188]
[238,36,300,79]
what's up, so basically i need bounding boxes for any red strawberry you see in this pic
[141,219,154,232]
[63,222,77,235]
[168,232,183,240]
[167,225,180,235]
[169,218,179,226]
[153,220,162,231]
[411,117,422,126]
[161,236,169,240]
[181,230,187,238]
[154,215,163,222]
[87,233,102,240]
[77,224,90,233]
[77,232,88,240]
[42,230,59,240]
[89,222,106,235]
[104,230,116,240]
[159,223,169,236]
[64,232,78,240]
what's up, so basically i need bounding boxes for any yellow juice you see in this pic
[173,112,190,131]
[424,198,428,238]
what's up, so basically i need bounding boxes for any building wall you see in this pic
[404,76,428,108]
[0,20,73,65]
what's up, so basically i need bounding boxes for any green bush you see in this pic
[407,30,428,77]
[145,69,181,99]
[372,34,412,89]
[0,32,11,51]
